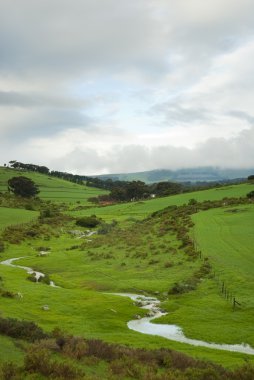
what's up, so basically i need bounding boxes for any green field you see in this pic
[0,207,38,230]
[69,182,254,223]
[0,167,108,205]
[1,170,254,376]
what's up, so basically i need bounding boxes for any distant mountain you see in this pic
[95,167,254,183]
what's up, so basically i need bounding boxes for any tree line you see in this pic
[6,160,253,203]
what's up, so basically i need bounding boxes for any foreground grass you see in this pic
[0,335,24,365]
[1,202,254,368]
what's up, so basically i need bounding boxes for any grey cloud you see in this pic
[150,103,211,125]
[2,109,92,141]
[0,91,85,108]
[228,111,254,125]
[48,126,254,175]
[0,0,169,79]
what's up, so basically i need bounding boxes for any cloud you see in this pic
[1,1,254,173]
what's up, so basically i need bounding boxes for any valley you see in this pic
[0,167,254,378]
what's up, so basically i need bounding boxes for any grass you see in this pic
[68,182,254,224]
[0,205,254,368]
[156,204,254,360]
[1,169,254,370]
[0,335,24,364]
[0,167,108,205]
[0,207,38,230]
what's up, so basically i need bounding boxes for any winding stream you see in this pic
[2,259,254,355]
[112,293,254,355]
[1,257,57,287]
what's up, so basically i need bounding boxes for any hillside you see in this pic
[68,182,253,224]
[96,167,254,183]
[0,166,108,205]
[0,171,254,377]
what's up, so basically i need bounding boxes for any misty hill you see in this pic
[95,167,254,183]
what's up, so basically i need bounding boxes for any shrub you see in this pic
[98,220,118,235]
[24,346,83,379]
[0,362,21,380]
[164,261,174,268]
[38,274,51,285]
[76,216,100,228]
[247,190,254,199]
[0,289,15,298]
[27,273,37,282]
[0,240,5,252]
[62,336,88,360]
[0,317,48,341]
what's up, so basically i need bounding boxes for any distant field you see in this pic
[69,182,254,222]
[0,207,38,230]
[0,167,108,205]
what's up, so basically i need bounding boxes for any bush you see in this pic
[0,240,5,252]
[24,346,82,379]
[0,317,48,341]
[247,190,254,199]
[0,362,21,380]
[76,216,100,228]
[62,336,88,360]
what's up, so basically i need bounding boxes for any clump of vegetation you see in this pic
[0,239,5,253]
[169,260,212,295]
[247,190,254,199]
[24,346,82,379]
[0,289,16,298]
[97,220,118,234]
[76,215,100,228]
[27,273,37,282]
[8,176,40,198]
[38,274,51,285]
[0,317,48,341]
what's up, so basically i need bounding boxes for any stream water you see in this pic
[1,257,57,287]
[2,259,254,355]
[112,293,254,355]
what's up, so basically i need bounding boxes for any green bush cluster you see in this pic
[76,215,100,228]
[0,317,48,341]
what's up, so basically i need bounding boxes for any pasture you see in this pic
[69,182,254,223]
[0,207,38,230]
[0,167,108,205]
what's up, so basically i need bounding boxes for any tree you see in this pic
[247,190,254,199]
[8,176,40,198]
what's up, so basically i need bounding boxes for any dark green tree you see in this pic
[247,190,254,199]
[8,176,40,198]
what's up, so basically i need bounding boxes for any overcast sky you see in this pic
[1,0,254,174]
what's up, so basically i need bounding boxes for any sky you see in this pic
[1,0,254,175]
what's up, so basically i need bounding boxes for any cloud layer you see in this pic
[1,0,254,173]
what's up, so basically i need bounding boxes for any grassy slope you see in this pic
[0,167,108,205]
[0,207,38,230]
[69,183,254,223]
[157,204,254,362]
